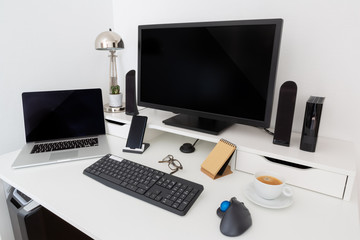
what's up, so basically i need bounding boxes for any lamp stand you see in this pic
[105,50,124,112]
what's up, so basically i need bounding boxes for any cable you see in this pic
[263,128,274,136]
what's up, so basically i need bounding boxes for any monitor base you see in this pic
[163,114,232,135]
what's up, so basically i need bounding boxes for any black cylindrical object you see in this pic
[273,81,298,147]
[125,69,139,116]
[300,96,325,152]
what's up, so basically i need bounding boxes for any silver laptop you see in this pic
[12,88,110,169]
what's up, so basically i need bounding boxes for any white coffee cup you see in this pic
[253,171,293,200]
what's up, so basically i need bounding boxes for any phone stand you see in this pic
[123,143,150,154]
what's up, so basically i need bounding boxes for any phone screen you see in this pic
[125,116,148,149]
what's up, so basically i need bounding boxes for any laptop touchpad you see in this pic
[50,151,79,161]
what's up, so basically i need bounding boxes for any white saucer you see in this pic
[244,182,293,209]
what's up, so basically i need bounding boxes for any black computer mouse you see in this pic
[180,143,195,153]
[216,197,252,237]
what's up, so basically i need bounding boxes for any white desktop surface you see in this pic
[0,133,359,240]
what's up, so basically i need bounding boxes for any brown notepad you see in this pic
[201,139,236,179]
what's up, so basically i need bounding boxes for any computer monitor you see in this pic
[138,19,283,135]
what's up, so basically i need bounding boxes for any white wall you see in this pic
[0,0,114,155]
[0,0,114,239]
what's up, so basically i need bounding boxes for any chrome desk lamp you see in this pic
[95,28,124,112]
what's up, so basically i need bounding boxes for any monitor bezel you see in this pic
[137,18,283,131]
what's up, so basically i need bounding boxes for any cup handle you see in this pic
[282,185,293,197]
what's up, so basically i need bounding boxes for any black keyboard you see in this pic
[83,154,204,216]
[31,138,98,154]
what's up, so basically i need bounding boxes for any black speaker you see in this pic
[125,70,139,115]
[300,96,325,152]
[273,81,297,146]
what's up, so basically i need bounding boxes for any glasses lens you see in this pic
[163,155,173,161]
[171,159,182,168]
[168,162,178,170]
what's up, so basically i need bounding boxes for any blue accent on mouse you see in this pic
[216,197,252,237]
[220,200,231,212]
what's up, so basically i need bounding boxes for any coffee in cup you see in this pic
[256,175,282,185]
[254,171,292,200]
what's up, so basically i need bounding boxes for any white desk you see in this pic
[0,133,359,240]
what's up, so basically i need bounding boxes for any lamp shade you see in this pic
[95,29,124,50]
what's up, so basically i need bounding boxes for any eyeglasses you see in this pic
[158,155,183,175]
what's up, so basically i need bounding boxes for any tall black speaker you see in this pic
[300,96,325,152]
[273,81,297,146]
[125,70,139,116]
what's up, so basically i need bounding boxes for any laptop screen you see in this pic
[22,89,106,142]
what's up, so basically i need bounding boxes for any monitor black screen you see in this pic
[138,19,283,134]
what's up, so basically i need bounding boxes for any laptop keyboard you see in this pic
[31,137,98,154]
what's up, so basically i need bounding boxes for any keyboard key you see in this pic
[138,183,150,190]
[161,198,174,206]
[178,200,190,211]
[155,195,162,201]
[136,188,146,195]
[126,184,138,192]
[100,173,122,185]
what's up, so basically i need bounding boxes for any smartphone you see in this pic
[125,115,148,149]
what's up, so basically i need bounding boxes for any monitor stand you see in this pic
[163,114,233,135]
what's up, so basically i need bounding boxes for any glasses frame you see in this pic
[158,154,183,175]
